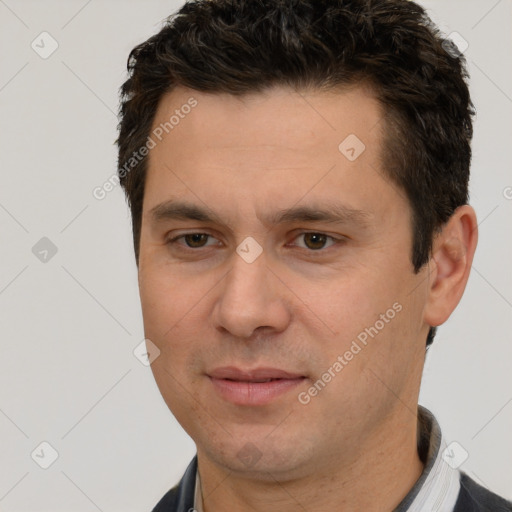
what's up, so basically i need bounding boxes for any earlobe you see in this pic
[423,205,478,328]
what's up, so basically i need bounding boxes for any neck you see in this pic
[197,408,425,512]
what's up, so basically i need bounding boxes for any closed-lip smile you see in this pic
[208,366,307,406]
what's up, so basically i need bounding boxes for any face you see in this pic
[138,85,430,480]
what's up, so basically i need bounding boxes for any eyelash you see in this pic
[166,232,343,253]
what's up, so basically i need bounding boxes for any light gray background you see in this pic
[0,0,511,510]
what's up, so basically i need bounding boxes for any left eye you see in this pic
[168,233,218,248]
[292,232,338,251]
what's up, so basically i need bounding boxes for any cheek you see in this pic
[294,271,392,339]
[295,264,421,382]
[138,266,216,389]
[139,270,199,412]
[139,264,202,339]
[139,274,171,341]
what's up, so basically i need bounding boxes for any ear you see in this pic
[423,205,478,327]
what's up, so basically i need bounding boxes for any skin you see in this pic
[138,84,478,511]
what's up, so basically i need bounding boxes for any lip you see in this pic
[208,366,306,406]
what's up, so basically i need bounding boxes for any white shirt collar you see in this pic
[397,406,460,512]
[193,470,204,512]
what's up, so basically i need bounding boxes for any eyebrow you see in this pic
[149,200,372,228]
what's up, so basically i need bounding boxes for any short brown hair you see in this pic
[116,0,474,347]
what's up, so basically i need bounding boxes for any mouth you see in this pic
[207,367,307,406]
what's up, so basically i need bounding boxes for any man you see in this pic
[116,0,512,510]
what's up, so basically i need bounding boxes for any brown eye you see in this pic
[183,233,210,247]
[303,233,329,250]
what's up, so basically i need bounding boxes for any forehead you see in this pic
[149,83,383,164]
[142,84,403,225]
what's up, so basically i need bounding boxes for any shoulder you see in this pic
[454,472,512,512]
[150,456,198,512]
[151,485,180,512]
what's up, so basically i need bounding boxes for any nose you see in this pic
[212,248,291,339]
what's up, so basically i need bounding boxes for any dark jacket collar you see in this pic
[152,456,197,512]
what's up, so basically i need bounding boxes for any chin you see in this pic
[199,431,313,481]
